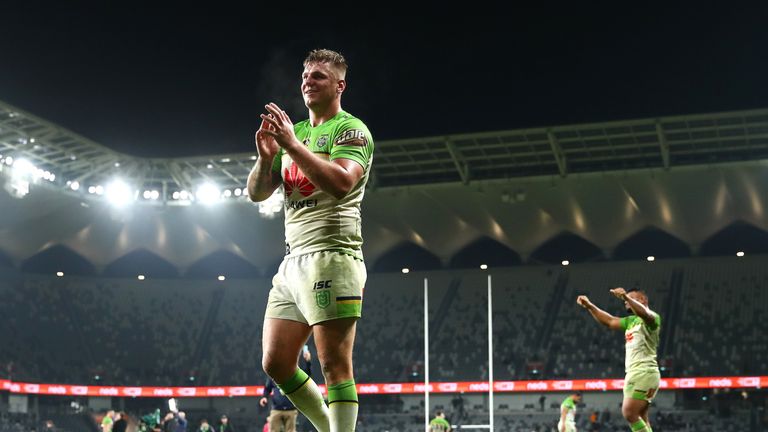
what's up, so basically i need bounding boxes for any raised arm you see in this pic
[577,295,623,331]
[610,287,657,327]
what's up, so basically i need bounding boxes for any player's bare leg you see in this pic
[262,318,330,432]
[262,318,311,381]
[639,402,651,430]
[622,398,652,432]
[314,317,358,432]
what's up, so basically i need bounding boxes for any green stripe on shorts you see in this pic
[336,296,362,316]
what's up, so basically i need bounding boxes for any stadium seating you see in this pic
[1,257,767,386]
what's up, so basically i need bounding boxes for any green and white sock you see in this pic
[328,379,358,432]
[277,369,330,432]
[630,419,650,432]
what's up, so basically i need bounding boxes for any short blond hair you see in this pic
[304,49,348,79]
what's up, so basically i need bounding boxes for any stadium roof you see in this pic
[2,99,768,196]
[2,100,768,274]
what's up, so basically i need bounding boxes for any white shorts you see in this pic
[265,250,366,325]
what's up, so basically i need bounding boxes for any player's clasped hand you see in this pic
[576,295,590,308]
[610,287,627,299]
[260,103,298,149]
[255,117,279,159]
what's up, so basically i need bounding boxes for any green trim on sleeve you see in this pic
[620,316,631,331]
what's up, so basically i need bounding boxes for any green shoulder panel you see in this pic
[620,315,633,331]
[646,311,661,331]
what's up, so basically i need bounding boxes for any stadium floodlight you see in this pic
[258,189,284,217]
[196,182,221,204]
[646,256,655,262]
[88,186,96,194]
[49,173,55,182]
[179,190,190,200]
[105,179,134,207]
[217,275,226,281]
[143,190,152,199]
[480,264,488,270]
[7,159,35,197]
[401,268,410,274]
[561,260,570,266]
[737,251,745,257]
[95,185,104,195]
[206,164,213,169]
[150,190,160,200]
[234,188,242,197]
[172,191,180,200]
[56,271,64,277]
[137,275,145,281]
[223,189,232,197]
[12,158,35,175]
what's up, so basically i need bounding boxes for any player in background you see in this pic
[429,410,451,432]
[558,392,582,432]
[101,410,115,432]
[577,288,661,432]
[247,48,374,432]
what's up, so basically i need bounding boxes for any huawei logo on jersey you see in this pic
[283,162,316,198]
[625,332,634,343]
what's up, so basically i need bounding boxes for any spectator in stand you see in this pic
[113,412,128,432]
[217,414,235,432]
[161,412,176,432]
[173,412,188,432]
[197,419,215,432]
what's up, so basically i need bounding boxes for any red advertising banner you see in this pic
[1,376,765,398]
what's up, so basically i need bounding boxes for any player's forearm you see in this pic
[282,141,357,200]
[622,294,653,322]
[247,157,277,202]
[585,302,615,327]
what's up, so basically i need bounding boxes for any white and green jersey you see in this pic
[620,312,661,373]
[560,396,577,424]
[429,417,451,432]
[271,111,374,260]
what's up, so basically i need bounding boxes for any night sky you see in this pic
[1,6,767,157]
